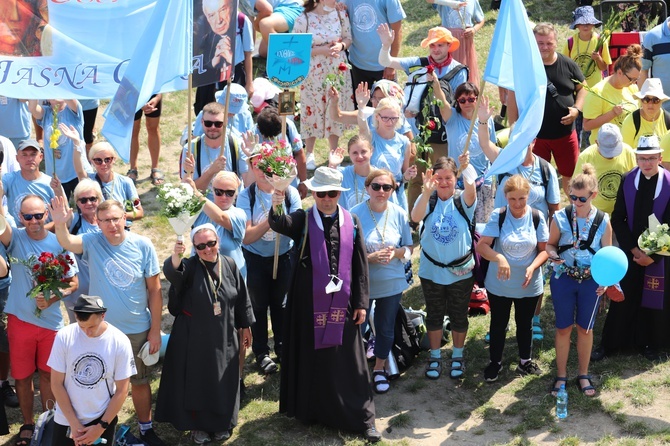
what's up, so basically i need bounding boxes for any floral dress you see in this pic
[292,9,353,139]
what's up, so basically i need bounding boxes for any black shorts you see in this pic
[134,94,162,121]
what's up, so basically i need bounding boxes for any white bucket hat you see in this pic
[635,78,670,102]
[635,135,663,155]
[303,167,349,192]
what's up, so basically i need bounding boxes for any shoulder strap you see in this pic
[497,172,509,186]
[70,212,83,235]
[443,64,468,82]
[584,209,605,254]
[192,137,203,177]
[228,132,238,176]
[497,207,507,232]
[419,190,439,237]
[568,36,574,56]
[419,57,430,67]
[664,110,670,130]
[249,183,257,220]
[557,205,573,254]
[538,156,551,200]
[531,208,540,230]
[453,192,474,235]
[633,109,642,138]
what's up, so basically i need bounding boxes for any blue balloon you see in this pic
[591,246,628,286]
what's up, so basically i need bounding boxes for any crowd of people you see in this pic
[2,0,670,445]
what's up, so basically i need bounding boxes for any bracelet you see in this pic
[477,120,487,125]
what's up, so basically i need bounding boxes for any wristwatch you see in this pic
[98,420,110,429]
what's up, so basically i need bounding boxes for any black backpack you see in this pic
[497,157,553,202]
[632,108,670,139]
[391,304,421,371]
[407,59,468,144]
[557,205,605,255]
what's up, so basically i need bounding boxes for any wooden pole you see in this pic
[187,74,193,155]
[220,77,233,157]
[458,79,487,176]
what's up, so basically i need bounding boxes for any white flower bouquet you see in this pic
[157,183,205,241]
[638,214,670,256]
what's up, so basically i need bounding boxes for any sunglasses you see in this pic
[569,192,593,203]
[315,191,339,198]
[92,157,114,165]
[642,96,662,104]
[378,116,399,123]
[370,183,394,192]
[213,188,236,197]
[623,72,638,84]
[22,212,45,221]
[457,97,477,104]
[203,120,224,128]
[195,240,218,250]
[78,196,99,204]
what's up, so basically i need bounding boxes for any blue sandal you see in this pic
[425,357,442,379]
[550,376,568,395]
[576,375,596,397]
[450,357,465,380]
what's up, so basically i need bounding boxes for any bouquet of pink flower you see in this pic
[12,251,74,317]
[255,140,298,214]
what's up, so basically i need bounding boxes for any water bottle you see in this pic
[556,383,568,419]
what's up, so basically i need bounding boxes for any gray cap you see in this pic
[597,124,623,158]
[72,295,107,314]
[17,139,42,152]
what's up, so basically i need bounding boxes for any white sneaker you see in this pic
[306,152,316,170]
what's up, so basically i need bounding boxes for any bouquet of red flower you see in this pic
[323,62,351,92]
[12,251,74,317]
[413,64,442,167]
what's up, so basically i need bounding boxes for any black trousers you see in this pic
[488,292,540,363]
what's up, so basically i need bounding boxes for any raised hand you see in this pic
[328,147,346,167]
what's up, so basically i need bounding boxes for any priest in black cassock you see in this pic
[269,167,381,443]
[595,135,670,361]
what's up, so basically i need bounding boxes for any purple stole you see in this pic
[624,167,670,310]
[309,208,354,349]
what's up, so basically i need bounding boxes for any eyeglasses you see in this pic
[195,240,218,250]
[642,96,662,104]
[22,213,45,221]
[315,191,339,198]
[213,188,236,197]
[457,97,477,104]
[78,196,99,204]
[370,183,394,192]
[100,217,123,225]
[92,157,114,165]
[569,192,593,203]
[203,120,224,128]
[378,116,399,123]
[637,156,660,163]
[623,71,638,84]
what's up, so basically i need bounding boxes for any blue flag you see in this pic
[483,0,546,177]
[101,0,192,162]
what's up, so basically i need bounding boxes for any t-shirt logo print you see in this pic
[104,257,135,290]
[73,353,106,389]
[352,4,377,32]
[432,214,458,245]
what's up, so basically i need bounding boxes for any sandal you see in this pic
[126,168,138,184]
[450,356,465,380]
[550,376,568,396]
[425,357,442,380]
[532,321,544,341]
[150,168,165,186]
[372,370,390,394]
[15,424,34,446]
[576,374,597,397]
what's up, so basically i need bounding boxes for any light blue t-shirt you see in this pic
[67,214,101,307]
[481,207,549,298]
[88,173,138,204]
[553,207,609,268]
[370,128,408,209]
[417,192,477,285]
[0,97,30,141]
[434,0,484,28]
[192,206,248,279]
[235,14,254,65]
[398,57,468,92]
[642,18,670,112]
[351,201,412,299]
[343,0,406,71]
[37,101,84,183]
[2,171,56,225]
[237,184,301,257]
[447,113,495,185]
[494,156,560,219]
[6,230,78,330]
[339,166,369,211]
[82,232,160,335]
[180,134,248,182]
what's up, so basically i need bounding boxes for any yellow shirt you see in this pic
[583,77,639,144]
[660,131,670,159]
[561,31,612,87]
[620,109,670,148]
[573,143,636,214]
